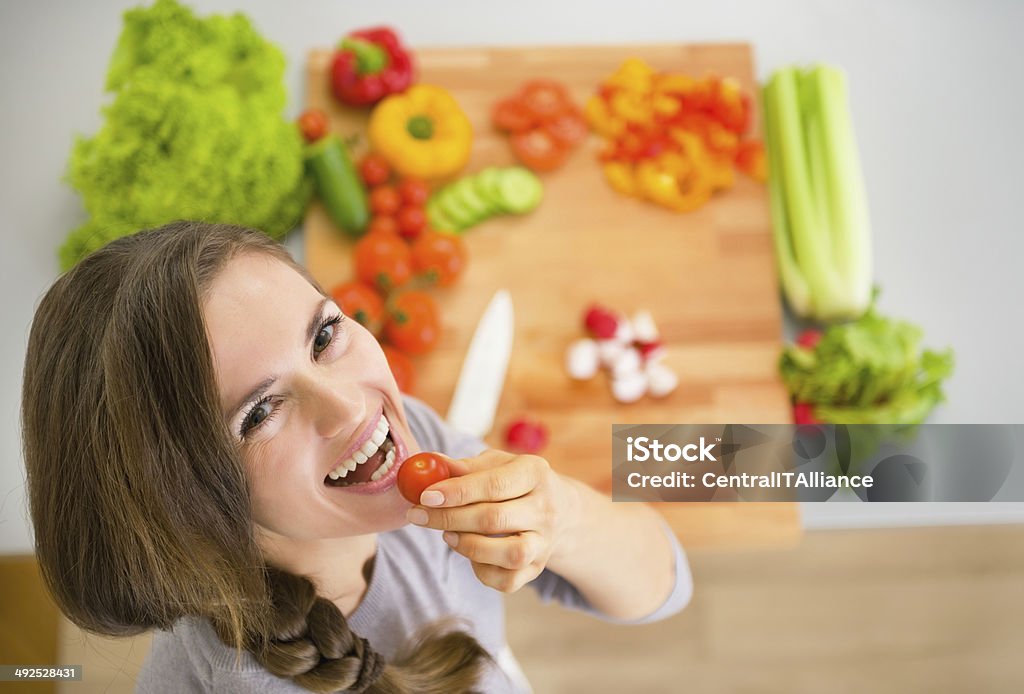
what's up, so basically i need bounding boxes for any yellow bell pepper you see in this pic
[368,84,473,181]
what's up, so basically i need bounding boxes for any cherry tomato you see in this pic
[385,291,441,355]
[411,230,467,287]
[381,344,416,394]
[397,179,430,208]
[396,206,428,240]
[366,215,399,236]
[543,109,589,148]
[330,281,385,335]
[369,186,402,216]
[359,153,392,187]
[519,80,571,121]
[353,232,413,292]
[510,127,568,172]
[297,108,329,143]
[397,452,451,505]
[492,96,537,133]
[505,418,549,454]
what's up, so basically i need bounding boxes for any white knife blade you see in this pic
[446,289,514,438]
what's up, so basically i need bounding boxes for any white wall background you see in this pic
[2,0,1023,553]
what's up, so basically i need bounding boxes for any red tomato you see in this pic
[359,153,392,187]
[381,344,416,394]
[297,109,329,143]
[510,128,568,172]
[330,281,385,335]
[385,291,441,355]
[369,186,402,216]
[411,231,467,287]
[397,452,451,505]
[543,109,589,148]
[397,179,430,208]
[367,215,399,236]
[396,206,428,240]
[519,80,571,121]
[492,96,537,133]
[353,232,413,292]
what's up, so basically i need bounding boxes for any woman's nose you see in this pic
[297,372,364,440]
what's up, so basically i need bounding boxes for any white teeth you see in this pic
[327,414,396,482]
[370,447,398,482]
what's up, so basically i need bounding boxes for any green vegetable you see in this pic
[427,166,543,232]
[763,65,872,323]
[493,166,543,214]
[60,0,311,270]
[304,134,369,237]
[780,293,955,425]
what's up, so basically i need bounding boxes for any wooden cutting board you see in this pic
[304,43,800,549]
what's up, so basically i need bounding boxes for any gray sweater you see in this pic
[136,396,693,692]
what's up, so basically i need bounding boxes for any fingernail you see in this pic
[443,531,459,548]
[407,508,428,526]
[420,490,445,507]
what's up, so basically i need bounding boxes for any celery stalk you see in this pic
[763,65,874,322]
[762,80,812,317]
[812,65,873,315]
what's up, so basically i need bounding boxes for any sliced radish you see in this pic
[611,347,642,379]
[631,310,659,343]
[565,338,599,380]
[584,305,619,339]
[597,339,627,368]
[646,362,679,398]
[611,371,647,403]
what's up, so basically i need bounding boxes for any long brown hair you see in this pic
[21,220,491,692]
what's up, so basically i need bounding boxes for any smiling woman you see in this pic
[22,220,694,694]
[20,221,492,693]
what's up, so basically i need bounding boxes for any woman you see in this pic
[21,221,692,692]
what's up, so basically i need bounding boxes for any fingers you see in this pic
[411,498,537,534]
[443,530,545,572]
[422,453,548,507]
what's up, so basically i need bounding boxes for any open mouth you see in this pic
[324,415,398,488]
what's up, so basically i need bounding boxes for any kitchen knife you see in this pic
[446,289,514,438]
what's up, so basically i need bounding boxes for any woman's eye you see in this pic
[313,315,344,357]
[243,399,272,434]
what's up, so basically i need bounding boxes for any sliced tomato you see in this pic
[543,109,589,148]
[492,96,537,133]
[520,80,572,122]
[510,127,568,172]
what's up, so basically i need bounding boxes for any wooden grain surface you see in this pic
[304,43,800,549]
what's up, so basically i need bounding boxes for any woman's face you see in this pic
[203,251,419,541]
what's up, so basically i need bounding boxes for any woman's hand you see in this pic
[404,449,581,593]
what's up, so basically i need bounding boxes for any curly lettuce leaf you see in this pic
[60,0,310,270]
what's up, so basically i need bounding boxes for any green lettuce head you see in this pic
[60,0,311,270]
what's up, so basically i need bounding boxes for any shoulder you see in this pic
[138,617,310,692]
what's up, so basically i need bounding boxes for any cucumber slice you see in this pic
[473,167,505,215]
[435,186,477,231]
[449,178,493,225]
[427,196,460,233]
[495,167,544,214]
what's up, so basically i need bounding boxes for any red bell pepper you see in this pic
[330,26,414,107]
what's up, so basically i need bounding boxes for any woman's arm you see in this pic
[408,449,689,622]
[544,475,679,622]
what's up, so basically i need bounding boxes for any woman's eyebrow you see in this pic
[225,296,329,418]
